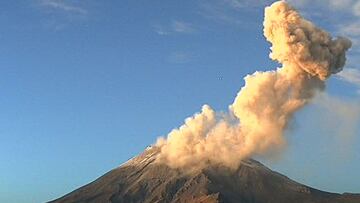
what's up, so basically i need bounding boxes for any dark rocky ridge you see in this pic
[49,147,360,203]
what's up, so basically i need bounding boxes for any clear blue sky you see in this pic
[1,1,359,203]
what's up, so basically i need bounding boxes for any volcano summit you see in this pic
[49,147,360,203]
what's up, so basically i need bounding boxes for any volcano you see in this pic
[49,147,360,203]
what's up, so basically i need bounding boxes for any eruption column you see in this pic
[155,1,352,171]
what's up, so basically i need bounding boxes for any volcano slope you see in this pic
[49,147,360,203]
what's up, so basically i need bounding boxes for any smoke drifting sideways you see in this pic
[155,1,352,171]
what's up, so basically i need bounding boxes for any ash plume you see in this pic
[155,1,352,171]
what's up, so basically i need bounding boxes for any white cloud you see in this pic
[340,21,360,36]
[39,0,87,15]
[339,21,360,47]
[289,0,360,18]
[199,2,241,25]
[353,1,360,16]
[198,0,252,26]
[172,21,195,33]
[197,0,271,27]
[168,51,192,64]
[152,24,170,35]
[337,67,360,95]
[36,0,89,31]
[328,0,354,10]
[288,0,355,10]
[337,68,360,86]
[223,0,245,9]
[286,0,309,7]
[153,20,196,35]
[222,0,271,9]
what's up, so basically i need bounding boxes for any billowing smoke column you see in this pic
[155,1,352,170]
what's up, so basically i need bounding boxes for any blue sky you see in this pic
[0,1,359,202]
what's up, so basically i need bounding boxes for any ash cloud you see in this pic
[155,1,352,171]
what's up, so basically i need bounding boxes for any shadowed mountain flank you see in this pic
[49,147,360,203]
